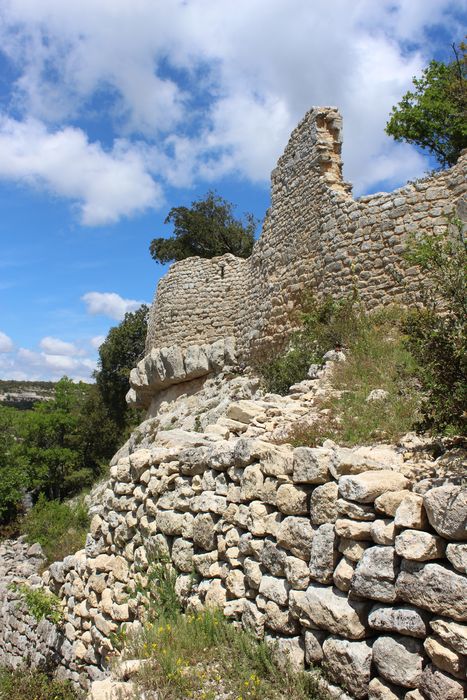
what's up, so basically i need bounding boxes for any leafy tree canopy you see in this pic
[149,191,257,264]
[386,41,467,168]
[95,304,149,427]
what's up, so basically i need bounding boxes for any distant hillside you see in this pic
[0,380,55,410]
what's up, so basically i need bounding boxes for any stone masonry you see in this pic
[145,107,467,361]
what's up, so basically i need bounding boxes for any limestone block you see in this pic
[226,400,264,424]
[337,498,375,521]
[260,540,287,576]
[258,576,290,607]
[394,493,427,529]
[183,344,209,379]
[371,519,396,545]
[424,635,466,679]
[266,635,305,673]
[375,489,412,516]
[419,663,467,700]
[284,556,310,590]
[204,579,227,608]
[395,529,446,561]
[192,513,217,550]
[430,617,467,655]
[310,482,339,524]
[155,511,185,537]
[424,485,467,540]
[292,446,332,483]
[159,345,185,381]
[304,629,326,663]
[242,600,265,638]
[333,555,355,592]
[396,561,467,621]
[276,483,308,515]
[191,492,227,515]
[247,501,280,537]
[446,543,467,574]
[276,516,314,559]
[171,538,194,573]
[129,449,152,479]
[372,635,424,688]
[368,604,430,638]
[339,470,409,503]
[338,538,369,562]
[309,523,337,584]
[240,464,264,501]
[335,518,373,540]
[368,677,401,700]
[244,558,262,589]
[293,585,369,639]
[330,444,404,479]
[225,570,246,598]
[264,600,299,635]
[322,636,373,699]
[351,546,399,603]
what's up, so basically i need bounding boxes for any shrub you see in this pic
[402,218,466,434]
[260,294,363,394]
[14,584,64,625]
[0,667,81,700]
[21,494,89,564]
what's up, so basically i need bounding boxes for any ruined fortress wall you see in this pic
[145,107,467,360]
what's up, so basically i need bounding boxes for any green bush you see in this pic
[21,494,89,564]
[260,295,363,394]
[0,667,82,700]
[14,584,63,625]
[402,218,466,434]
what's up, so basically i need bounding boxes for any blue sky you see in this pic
[0,0,465,381]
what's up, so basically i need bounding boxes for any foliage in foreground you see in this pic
[386,41,466,167]
[289,307,421,447]
[402,218,466,434]
[21,494,89,564]
[0,666,82,700]
[14,584,64,625]
[122,549,326,700]
[149,191,257,264]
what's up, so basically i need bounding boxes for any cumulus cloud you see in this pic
[39,336,83,356]
[82,291,145,320]
[0,0,464,216]
[0,331,14,352]
[0,347,97,381]
[0,116,162,225]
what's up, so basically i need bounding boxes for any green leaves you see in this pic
[386,43,467,167]
[149,191,256,264]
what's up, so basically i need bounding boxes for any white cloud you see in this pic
[39,336,82,356]
[1,347,98,381]
[0,116,162,224]
[90,335,106,350]
[82,291,145,320]
[0,331,14,352]
[0,0,464,213]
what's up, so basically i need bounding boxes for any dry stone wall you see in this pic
[145,107,467,361]
[1,364,466,699]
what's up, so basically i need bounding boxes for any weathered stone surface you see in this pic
[446,543,467,574]
[371,519,396,545]
[240,464,264,501]
[258,576,290,606]
[375,490,412,516]
[424,635,467,679]
[322,637,372,699]
[242,601,265,638]
[304,629,326,663]
[368,677,401,700]
[396,561,467,621]
[292,447,332,484]
[294,585,369,639]
[260,540,287,577]
[266,635,305,673]
[310,482,338,524]
[333,555,355,592]
[395,529,446,561]
[243,557,262,589]
[430,617,467,655]
[171,538,194,573]
[276,516,314,560]
[309,523,337,584]
[419,663,466,700]
[225,570,246,598]
[335,518,373,540]
[424,485,467,541]
[337,498,375,521]
[372,635,424,688]
[394,493,427,530]
[192,513,217,550]
[264,600,299,635]
[330,445,403,479]
[338,538,369,562]
[339,471,409,504]
[276,483,308,515]
[368,604,430,638]
[351,546,399,603]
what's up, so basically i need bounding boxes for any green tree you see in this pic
[95,304,149,427]
[386,42,467,167]
[149,191,256,264]
[0,406,28,523]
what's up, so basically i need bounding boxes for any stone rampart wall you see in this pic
[2,415,465,698]
[145,107,467,361]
